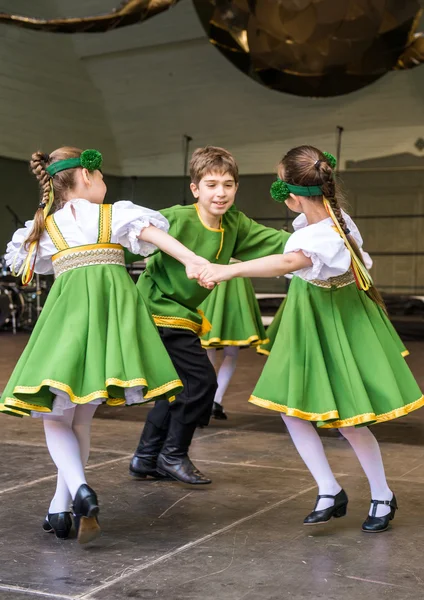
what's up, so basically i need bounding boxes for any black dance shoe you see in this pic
[73,484,101,544]
[304,489,348,525]
[42,512,73,539]
[156,454,212,485]
[212,402,228,420]
[362,495,398,533]
[129,455,172,480]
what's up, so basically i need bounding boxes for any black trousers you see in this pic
[146,327,218,429]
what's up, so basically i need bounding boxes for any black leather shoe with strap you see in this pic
[362,494,397,533]
[42,512,73,539]
[73,484,101,545]
[303,489,348,525]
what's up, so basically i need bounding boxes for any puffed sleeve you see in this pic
[111,201,170,257]
[4,221,55,275]
[284,223,351,281]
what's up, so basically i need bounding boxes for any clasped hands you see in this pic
[185,255,232,289]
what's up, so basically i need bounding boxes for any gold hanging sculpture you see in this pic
[0,0,422,97]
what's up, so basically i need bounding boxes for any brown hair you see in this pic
[279,145,386,312]
[190,146,239,186]
[26,146,82,249]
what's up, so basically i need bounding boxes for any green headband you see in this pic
[270,151,336,203]
[271,181,322,202]
[46,149,103,177]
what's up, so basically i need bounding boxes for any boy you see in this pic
[130,146,290,484]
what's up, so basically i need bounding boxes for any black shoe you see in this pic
[156,453,211,485]
[212,402,227,420]
[73,484,101,545]
[156,418,212,485]
[304,489,348,525]
[362,494,397,533]
[129,455,172,480]
[42,512,73,539]
[130,420,169,478]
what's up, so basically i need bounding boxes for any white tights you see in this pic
[281,415,393,517]
[207,347,240,406]
[43,402,98,513]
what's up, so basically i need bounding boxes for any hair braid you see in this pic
[279,145,387,313]
[25,152,52,249]
[24,146,82,249]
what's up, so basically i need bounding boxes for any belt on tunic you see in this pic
[52,243,125,278]
[308,270,355,289]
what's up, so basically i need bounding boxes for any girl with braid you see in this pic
[197,145,423,533]
[2,147,208,544]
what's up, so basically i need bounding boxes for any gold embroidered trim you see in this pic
[249,394,424,428]
[45,215,69,251]
[98,204,112,244]
[201,335,269,348]
[194,204,225,259]
[402,350,410,357]
[8,376,183,415]
[153,312,212,336]
[309,271,355,289]
[249,396,339,421]
[256,347,270,357]
[52,244,125,278]
[0,403,30,416]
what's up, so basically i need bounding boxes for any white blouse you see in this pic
[5,199,169,275]
[284,210,372,281]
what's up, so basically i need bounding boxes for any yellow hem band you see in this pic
[7,377,183,415]
[153,313,212,337]
[249,394,424,428]
[201,335,269,348]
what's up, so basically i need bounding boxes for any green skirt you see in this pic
[0,264,182,417]
[256,298,286,356]
[250,277,424,428]
[200,277,267,348]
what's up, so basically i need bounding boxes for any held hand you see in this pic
[198,264,233,286]
[185,255,211,281]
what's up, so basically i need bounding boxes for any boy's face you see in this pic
[190,171,238,218]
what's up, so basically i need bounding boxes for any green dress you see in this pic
[256,298,286,356]
[199,276,268,349]
[250,215,423,428]
[1,202,182,417]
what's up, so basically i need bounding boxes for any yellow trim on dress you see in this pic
[153,312,212,337]
[7,376,183,415]
[51,243,122,261]
[249,394,424,428]
[194,204,225,259]
[256,347,270,357]
[201,335,269,348]
[402,350,410,357]
[98,204,113,244]
[45,215,69,251]
[0,403,30,416]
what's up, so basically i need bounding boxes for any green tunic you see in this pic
[137,204,290,335]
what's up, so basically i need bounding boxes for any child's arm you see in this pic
[139,225,212,282]
[197,252,312,286]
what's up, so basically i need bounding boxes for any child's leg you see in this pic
[72,403,98,466]
[43,406,87,499]
[281,415,342,510]
[214,346,239,406]
[207,348,217,368]
[46,403,98,512]
[338,426,392,517]
[47,408,74,513]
